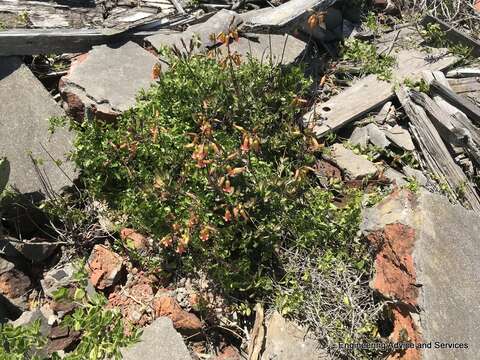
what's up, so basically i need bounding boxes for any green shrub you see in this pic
[53,39,385,358]
[341,38,396,81]
[63,41,377,302]
[0,320,46,360]
[420,23,473,63]
[67,46,320,297]
[56,294,140,360]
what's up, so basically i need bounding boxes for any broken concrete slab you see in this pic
[59,41,158,120]
[121,317,192,360]
[261,311,330,360]
[362,189,480,360]
[329,143,377,179]
[0,56,75,197]
[384,124,415,151]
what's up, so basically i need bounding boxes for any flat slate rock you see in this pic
[365,123,390,149]
[146,10,306,64]
[362,190,480,360]
[383,167,407,186]
[0,56,75,197]
[240,0,337,31]
[415,192,480,360]
[303,27,457,137]
[329,143,377,180]
[147,10,242,53]
[349,126,369,147]
[221,33,306,64]
[59,41,158,120]
[384,124,415,151]
[262,311,330,360]
[121,317,192,360]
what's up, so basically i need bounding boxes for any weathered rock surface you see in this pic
[0,236,58,264]
[366,123,391,149]
[240,0,338,37]
[221,33,306,65]
[107,272,155,327]
[121,317,192,360]
[59,41,158,120]
[0,257,14,274]
[153,294,202,334]
[215,346,241,360]
[11,308,51,335]
[147,10,306,64]
[403,166,428,187]
[87,245,125,290]
[415,191,480,360]
[0,56,75,197]
[385,125,415,151]
[14,238,58,263]
[45,325,81,354]
[262,311,330,360]
[120,228,149,251]
[362,189,480,360]
[349,126,369,147]
[1,293,22,322]
[383,167,407,187]
[329,143,378,179]
[147,10,242,53]
[0,267,31,310]
[0,257,27,318]
[314,159,342,187]
[41,263,75,298]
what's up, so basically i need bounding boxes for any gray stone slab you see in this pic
[262,311,330,360]
[415,191,480,360]
[59,41,158,119]
[121,317,192,360]
[403,165,428,186]
[385,124,415,151]
[384,167,407,186]
[329,143,378,179]
[240,0,337,32]
[41,263,75,298]
[365,123,390,149]
[349,126,369,147]
[223,33,306,64]
[147,10,242,53]
[0,257,14,275]
[0,56,75,197]
[147,11,306,65]
[362,190,480,359]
